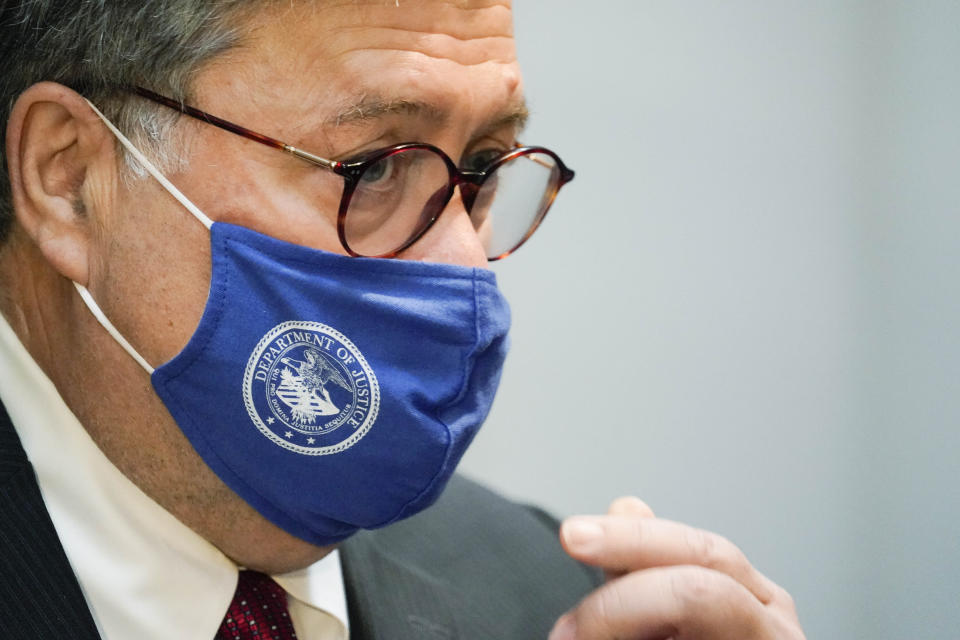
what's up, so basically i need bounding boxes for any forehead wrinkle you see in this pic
[327,38,515,68]
[317,3,517,67]
[336,24,513,41]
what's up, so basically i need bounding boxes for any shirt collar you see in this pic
[0,314,349,640]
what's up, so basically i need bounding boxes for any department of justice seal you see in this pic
[243,321,380,455]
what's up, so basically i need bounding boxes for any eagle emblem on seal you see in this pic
[278,349,353,424]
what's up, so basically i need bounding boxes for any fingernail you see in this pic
[548,614,577,640]
[561,517,603,554]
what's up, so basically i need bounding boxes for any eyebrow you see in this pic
[326,94,530,135]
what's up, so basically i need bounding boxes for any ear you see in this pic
[5,82,118,285]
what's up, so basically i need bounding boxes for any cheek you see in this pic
[175,138,346,254]
[95,177,214,366]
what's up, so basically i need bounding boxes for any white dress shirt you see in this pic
[0,316,349,640]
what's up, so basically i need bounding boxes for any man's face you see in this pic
[98,0,524,366]
[69,0,523,569]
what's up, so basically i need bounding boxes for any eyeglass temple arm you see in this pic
[132,87,340,171]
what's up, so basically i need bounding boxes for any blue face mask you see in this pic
[74,101,511,546]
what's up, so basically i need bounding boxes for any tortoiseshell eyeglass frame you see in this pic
[133,86,575,260]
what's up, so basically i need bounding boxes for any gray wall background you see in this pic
[459,2,960,639]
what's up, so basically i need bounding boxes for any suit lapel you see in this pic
[0,400,102,640]
[341,530,496,640]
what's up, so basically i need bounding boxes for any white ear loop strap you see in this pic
[72,98,214,375]
[73,282,155,374]
[83,98,213,229]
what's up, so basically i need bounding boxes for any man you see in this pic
[0,1,806,638]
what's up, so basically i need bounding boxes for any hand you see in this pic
[548,497,805,640]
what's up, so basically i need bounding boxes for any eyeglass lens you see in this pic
[473,151,560,260]
[343,148,561,259]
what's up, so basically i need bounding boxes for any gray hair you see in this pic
[0,0,264,243]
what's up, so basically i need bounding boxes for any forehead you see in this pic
[191,0,523,142]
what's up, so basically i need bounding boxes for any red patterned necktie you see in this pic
[216,570,298,640]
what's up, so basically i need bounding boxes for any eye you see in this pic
[461,148,505,173]
[359,154,398,189]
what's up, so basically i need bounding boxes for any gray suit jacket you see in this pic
[0,401,600,639]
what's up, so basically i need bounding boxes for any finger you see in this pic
[603,499,655,580]
[559,515,774,605]
[548,566,771,640]
[607,496,656,518]
[767,580,803,624]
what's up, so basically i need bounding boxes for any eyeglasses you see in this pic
[134,87,574,260]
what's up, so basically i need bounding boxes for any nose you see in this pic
[399,190,488,268]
